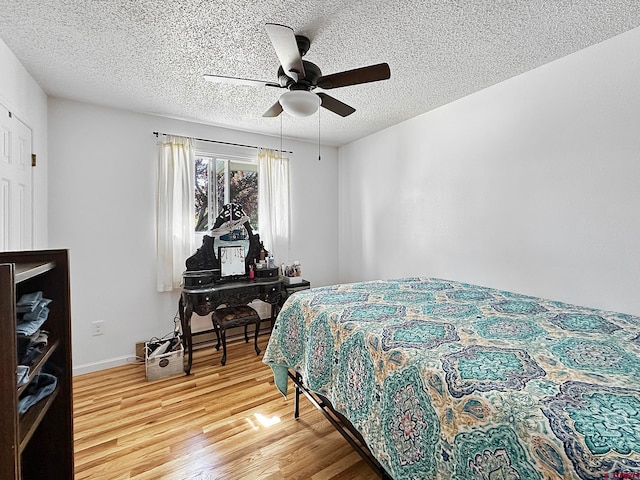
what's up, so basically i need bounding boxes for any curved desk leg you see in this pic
[179,296,194,375]
[220,328,227,366]
[213,319,221,351]
[269,301,281,330]
[254,317,261,356]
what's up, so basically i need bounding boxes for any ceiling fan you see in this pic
[203,23,391,118]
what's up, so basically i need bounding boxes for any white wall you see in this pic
[0,38,48,248]
[6,21,640,374]
[338,26,640,316]
[47,98,339,373]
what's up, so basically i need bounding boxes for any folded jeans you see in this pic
[17,365,30,386]
[16,291,43,313]
[22,298,52,321]
[18,372,57,415]
[16,307,50,336]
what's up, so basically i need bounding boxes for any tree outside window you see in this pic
[195,155,258,232]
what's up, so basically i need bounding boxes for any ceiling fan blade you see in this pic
[317,63,390,90]
[203,74,281,88]
[262,101,283,117]
[265,23,305,82]
[317,93,355,117]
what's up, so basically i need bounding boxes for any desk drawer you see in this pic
[191,292,217,316]
[260,283,282,303]
[183,270,219,287]
[254,267,279,279]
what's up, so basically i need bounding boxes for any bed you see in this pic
[262,277,640,480]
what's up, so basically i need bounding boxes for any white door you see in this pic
[0,104,33,251]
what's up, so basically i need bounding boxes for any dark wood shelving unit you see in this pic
[19,389,60,450]
[0,250,73,480]
[17,339,60,396]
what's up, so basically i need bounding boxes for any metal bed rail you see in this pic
[288,371,393,479]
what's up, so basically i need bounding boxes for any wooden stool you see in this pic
[211,305,261,365]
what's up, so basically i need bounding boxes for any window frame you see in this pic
[193,142,258,238]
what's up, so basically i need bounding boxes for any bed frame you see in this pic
[289,371,393,479]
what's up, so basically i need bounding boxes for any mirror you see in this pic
[213,223,251,274]
[218,245,247,277]
[184,203,263,280]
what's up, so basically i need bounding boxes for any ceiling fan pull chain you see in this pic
[318,108,321,161]
[280,114,283,160]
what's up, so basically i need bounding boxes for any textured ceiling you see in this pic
[1,1,640,146]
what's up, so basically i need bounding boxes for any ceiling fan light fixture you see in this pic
[279,90,320,117]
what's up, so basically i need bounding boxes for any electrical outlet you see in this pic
[91,320,104,336]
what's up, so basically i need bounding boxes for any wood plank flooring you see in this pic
[73,336,378,479]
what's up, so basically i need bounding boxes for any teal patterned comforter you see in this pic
[262,278,640,480]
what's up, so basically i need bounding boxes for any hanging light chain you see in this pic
[318,107,321,161]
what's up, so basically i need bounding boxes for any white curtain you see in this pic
[156,136,195,291]
[258,148,290,264]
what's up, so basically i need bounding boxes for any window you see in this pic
[193,145,290,262]
[194,154,258,232]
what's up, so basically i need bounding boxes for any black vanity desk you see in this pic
[178,277,283,374]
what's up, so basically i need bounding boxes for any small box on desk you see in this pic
[283,276,305,285]
[145,342,184,381]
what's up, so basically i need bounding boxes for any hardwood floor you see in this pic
[73,335,378,479]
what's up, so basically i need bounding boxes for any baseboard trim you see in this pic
[73,327,274,376]
[73,355,135,376]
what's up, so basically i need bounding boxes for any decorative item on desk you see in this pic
[249,264,255,279]
[219,228,247,241]
[282,261,303,284]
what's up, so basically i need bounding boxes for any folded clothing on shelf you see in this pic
[18,330,39,359]
[16,298,52,336]
[17,365,30,387]
[18,330,50,366]
[18,372,57,415]
[22,297,52,321]
[16,291,43,313]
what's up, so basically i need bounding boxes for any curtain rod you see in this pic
[153,131,293,154]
